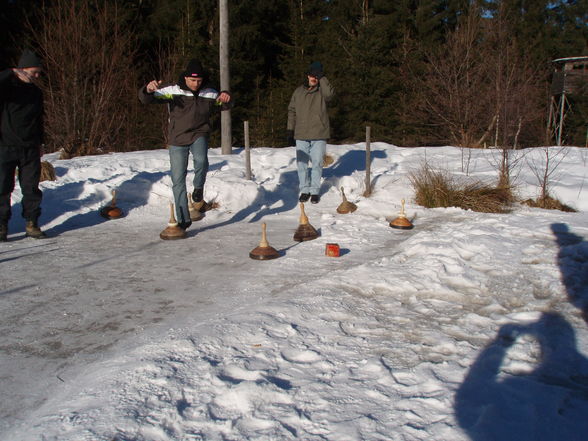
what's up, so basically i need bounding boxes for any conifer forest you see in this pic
[1,0,587,156]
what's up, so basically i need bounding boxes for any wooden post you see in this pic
[557,93,566,146]
[364,126,372,197]
[219,0,232,154]
[244,120,252,180]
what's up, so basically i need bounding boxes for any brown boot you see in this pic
[25,220,47,239]
[0,223,7,242]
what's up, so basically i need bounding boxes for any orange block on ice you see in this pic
[325,243,340,257]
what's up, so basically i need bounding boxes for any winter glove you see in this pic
[286,130,295,147]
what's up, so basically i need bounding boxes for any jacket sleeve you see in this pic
[40,96,45,145]
[319,76,334,103]
[138,85,155,104]
[138,85,173,105]
[287,91,297,131]
[0,69,15,88]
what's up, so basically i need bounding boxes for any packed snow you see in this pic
[1,143,587,441]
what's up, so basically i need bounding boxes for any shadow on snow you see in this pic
[550,223,588,323]
[454,312,588,441]
[455,223,588,440]
[200,147,388,234]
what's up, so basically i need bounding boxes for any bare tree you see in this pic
[412,6,547,150]
[527,146,570,203]
[32,0,138,157]
[484,4,548,150]
[413,10,493,147]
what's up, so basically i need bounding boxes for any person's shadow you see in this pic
[199,147,388,232]
[551,223,588,323]
[455,312,588,441]
[320,148,388,195]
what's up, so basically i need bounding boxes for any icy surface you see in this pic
[1,144,587,440]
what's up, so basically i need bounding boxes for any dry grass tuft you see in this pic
[409,163,514,213]
[522,196,576,212]
[201,200,220,212]
[40,161,57,182]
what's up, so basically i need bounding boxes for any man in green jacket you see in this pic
[0,50,47,241]
[287,61,334,204]
[139,59,232,230]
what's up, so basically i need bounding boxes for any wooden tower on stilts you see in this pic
[547,57,588,146]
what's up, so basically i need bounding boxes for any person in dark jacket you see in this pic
[287,61,334,204]
[139,59,232,230]
[0,49,46,241]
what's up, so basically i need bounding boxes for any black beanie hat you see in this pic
[17,50,42,69]
[307,61,323,77]
[183,59,205,78]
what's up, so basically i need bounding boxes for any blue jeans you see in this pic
[168,136,209,225]
[296,139,326,195]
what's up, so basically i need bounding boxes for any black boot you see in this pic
[299,193,310,203]
[25,220,47,239]
[178,220,192,230]
[0,222,7,242]
[192,188,204,203]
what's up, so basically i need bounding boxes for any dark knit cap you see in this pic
[307,61,323,77]
[183,59,205,78]
[17,50,42,69]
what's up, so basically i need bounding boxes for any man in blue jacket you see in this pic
[0,50,46,241]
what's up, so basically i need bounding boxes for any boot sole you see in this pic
[26,233,48,239]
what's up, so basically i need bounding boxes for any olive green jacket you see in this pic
[287,76,334,140]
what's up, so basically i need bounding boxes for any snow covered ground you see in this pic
[1,143,587,440]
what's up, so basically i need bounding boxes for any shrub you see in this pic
[522,196,576,212]
[409,163,514,213]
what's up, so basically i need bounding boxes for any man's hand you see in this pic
[12,68,33,83]
[217,91,231,104]
[146,80,162,93]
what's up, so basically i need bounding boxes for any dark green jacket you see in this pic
[0,69,44,149]
[287,76,334,140]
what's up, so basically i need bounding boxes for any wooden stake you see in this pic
[364,126,372,197]
[244,120,252,180]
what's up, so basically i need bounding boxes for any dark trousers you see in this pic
[0,146,42,223]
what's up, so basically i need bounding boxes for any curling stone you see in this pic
[160,202,187,240]
[249,222,281,260]
[323,154,335,167]
[99,190,123,219]
[188,193,204,221]
[336,187,357,214]
[294,202,319,242]
[389,199,414,230]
